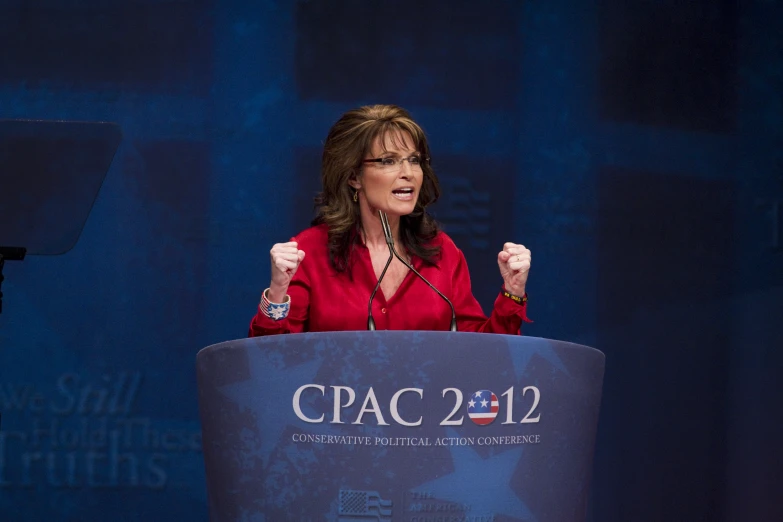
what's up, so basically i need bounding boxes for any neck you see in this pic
[360,207,401,249]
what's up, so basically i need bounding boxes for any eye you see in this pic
[380,157,397,166]
[408,156,421,165]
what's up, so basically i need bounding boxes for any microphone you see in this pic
[378,211,457,332]
[367,217,394,331]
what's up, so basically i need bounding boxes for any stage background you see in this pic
[1,0,781,520]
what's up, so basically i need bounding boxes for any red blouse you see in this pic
[248,224,530,336]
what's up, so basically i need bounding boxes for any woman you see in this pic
[249,105,531,336]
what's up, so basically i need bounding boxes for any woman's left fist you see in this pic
[497,242,531,297]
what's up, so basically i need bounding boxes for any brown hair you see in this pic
[313,104,442,272]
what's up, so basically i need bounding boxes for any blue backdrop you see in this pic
[0,0,781,520]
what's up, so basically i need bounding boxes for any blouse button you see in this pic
[381,307,387,314]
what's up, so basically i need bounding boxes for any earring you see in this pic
[353,190,358,203]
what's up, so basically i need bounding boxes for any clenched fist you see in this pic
[268,241,305,302]
[497,242,531,298]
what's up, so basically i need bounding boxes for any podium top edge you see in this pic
[197,331,604,358]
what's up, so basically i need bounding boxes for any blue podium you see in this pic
[196,332,605,521]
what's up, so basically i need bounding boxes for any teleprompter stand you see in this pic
[0,119,122,313]
[0,246,26,314]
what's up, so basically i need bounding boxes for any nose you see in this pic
[398,160,413,179]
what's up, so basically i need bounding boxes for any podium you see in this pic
[196,332,605,521]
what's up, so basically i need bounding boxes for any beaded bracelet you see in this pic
[502,289,528,305]
[260,288,291,321]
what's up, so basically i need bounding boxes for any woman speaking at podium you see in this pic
[249,105,531,337]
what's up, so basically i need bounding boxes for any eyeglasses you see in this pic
[362,155,429,171]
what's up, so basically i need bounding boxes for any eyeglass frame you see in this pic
[361,154,431,170]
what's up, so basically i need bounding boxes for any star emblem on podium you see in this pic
[506,337,570,380]
[414,429,536,521]
[218,345,323,466]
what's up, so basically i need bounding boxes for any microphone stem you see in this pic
[367,253,393,330]
[379,211,458,332]
[390,247,458,332]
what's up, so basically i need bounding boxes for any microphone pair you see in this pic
[367,211,457,332]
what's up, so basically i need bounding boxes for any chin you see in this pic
[387,205,417,217]
[389,198,419,213]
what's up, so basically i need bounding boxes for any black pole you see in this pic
[0,246,27,314]
[0,253,4,314]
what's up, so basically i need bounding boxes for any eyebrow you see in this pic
[374,151,421,158]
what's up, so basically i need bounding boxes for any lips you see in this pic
[391,187,415,201]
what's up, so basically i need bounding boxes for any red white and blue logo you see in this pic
[467,390,499,426]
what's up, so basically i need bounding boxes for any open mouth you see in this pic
[392,188,415,200]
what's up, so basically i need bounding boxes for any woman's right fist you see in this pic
[269,241,305,297]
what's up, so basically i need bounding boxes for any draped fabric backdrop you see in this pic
[0,0,781,520]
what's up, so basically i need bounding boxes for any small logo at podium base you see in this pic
[338,489,393,521]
